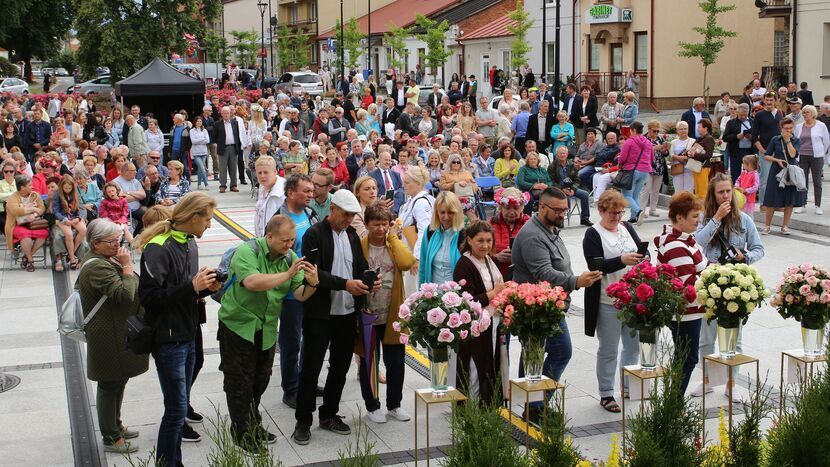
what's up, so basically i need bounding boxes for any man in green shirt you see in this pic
[217,215,319,452]
[310,167,333,219]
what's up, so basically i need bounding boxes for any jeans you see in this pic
[358,324,405,412]
[698,319,742,379]
[799,155,824,206]
[96,379,128,444]
[569,188,591,221]
[577,166,597,190]
[622,170,649,218]
[295,313,357,427]
[595,304,639,398]
[219,146,238,189]
[192,154,208,186]
[523,317,572,409]
[668,319,701,394]
[153,340,196,467]
[639,174,663,213]
[279,299,304,397]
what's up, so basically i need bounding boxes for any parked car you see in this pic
[0,78,29,95]
[96,67,110,76]
[417,87,447,109]
[53,68,70,77]
[270,71,324,96]
[67,75,113,95]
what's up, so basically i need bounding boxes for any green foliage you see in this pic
[625,344,703,467]
[384,25,410,74]
[123,447,158,466]
[414,15,452,77]
[230,30,260,69]
[202,31,230,65]
[730,379,772,467]
[343,18,365,70]
[0,57,19,78]
[74,0,221,81]
[44,51,77,73]
[277,26,294,73]
[291,35,310,70]
[337,411,380,467]
[678,0,737,101]
[764,340,830,466]
[442,397,531,467]
[506,0,533,71]
[0,0,73,76]
[532,405,583,467]
[203,404,284,467]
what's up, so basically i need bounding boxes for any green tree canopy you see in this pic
[74,0,221,80]
[678,0,737,105]
[384,25,410,74]
[0,0,74,80]
[201,31,229,65]
[414,14,451,78]
[506,0,533,72]
[229,30,260,69]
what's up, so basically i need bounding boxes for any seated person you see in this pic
[113,162,146,231]
[574,128,606,188]
[547,146,593,226]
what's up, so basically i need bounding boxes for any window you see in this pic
[588,37,600,71]
[634,32,648,71]
[311,44,318,64]
[546,43,555,74]
[417,48,425,69]
[501,49,512,71]
[774,30,789,67]
[482,54,490,83]
[824,23,830,76]
[290,5,298,24]
[310,1,317,21]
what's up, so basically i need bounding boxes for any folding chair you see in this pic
[475,176,501,220]
[566,196,581,225]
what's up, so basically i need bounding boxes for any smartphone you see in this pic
[637,241,650,257]
[306,248,319,265]
[361,269,378,290]
[587,257,604,272]
[385,189,395,200]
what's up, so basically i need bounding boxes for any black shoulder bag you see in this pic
[612,144,646,190]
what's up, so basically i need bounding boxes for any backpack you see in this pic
[57,259,106,342]
[211,238,260,303]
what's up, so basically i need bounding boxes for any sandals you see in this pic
[69,258,80,270]
[600,396,621,413]
[21,258,35,272]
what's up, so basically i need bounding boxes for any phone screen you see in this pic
[637,241,649,257]
[587,257,604,272]
[385,189,395,200]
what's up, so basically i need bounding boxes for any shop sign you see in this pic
[586,4,633,24]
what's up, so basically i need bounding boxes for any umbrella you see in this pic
[361,312,380,401]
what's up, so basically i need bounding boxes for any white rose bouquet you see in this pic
[695,263,770,328]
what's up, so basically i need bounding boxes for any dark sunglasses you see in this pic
[3,170,15,173]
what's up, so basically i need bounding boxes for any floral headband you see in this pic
[494,188,530,207]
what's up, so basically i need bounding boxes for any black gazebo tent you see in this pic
[115,58,205,131]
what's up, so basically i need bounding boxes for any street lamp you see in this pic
[270,14,278,76]
[257,0,268,79]
[340,0,345,94]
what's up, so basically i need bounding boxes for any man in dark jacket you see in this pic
[680,97,712,139]
[396,103,419,137]
[25,108,51,160]
[292,190,375,446]
[525,100,555,154]
[381,97,401,129]
[721,103,755,183]
[213,106,243,193]
[169,113,192,178]
[390,81,407,112]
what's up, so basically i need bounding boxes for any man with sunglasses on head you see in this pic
[511,187,602,424]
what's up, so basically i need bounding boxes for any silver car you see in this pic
[272,72,324,96]
[68,75,113,95]
[0,78,29,95]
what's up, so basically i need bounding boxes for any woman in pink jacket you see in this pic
[616,121,654,223]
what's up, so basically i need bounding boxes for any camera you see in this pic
[214,269,228,283]
[561,177,574,189]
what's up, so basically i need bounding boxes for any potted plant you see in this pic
[695,263,770,358]
[771,263,830,356]
[606,261,697,370]
[395,280,490,396]
[491,281,569,382]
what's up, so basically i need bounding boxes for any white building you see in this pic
[525,0,581,84]
[795,0,830,100]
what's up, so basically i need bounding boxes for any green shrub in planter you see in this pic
[443,397,531,467]
[532,405,584,467]
[338,412,380,467]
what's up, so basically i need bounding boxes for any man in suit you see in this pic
[391,81,407,112]
[680,97,712,139]
[426,84,442,114]
[525,100,555,155]
[213,106,242,193]
[562,83,579,122]
[381,97,400,136]
[572,86,599,146]
[369,150,404,214]
[396,103,419,138]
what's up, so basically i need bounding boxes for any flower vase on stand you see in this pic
[801,317,827,357]
[717,313,740,359]
[427,346,450,397]
[522,336,545,382]
[638,327,659,371]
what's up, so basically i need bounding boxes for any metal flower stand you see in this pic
[507,376,565,449]
[620,365,664,446]
[414,388,467,466]
[779,350,827,416]
[702,353,760,438]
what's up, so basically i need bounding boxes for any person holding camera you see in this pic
[292,190,378,445]
[137,192,221,467]
[690,172,764,401]
[548,146,593,226]
[581,190,646,413]
[218,215,318,452]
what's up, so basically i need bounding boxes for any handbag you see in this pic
[670,162,685,176]
[612,145,646,190]
[685,158,703,173]
[454,181,475,197]
[124,314,154,355]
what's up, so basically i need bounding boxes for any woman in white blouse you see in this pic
[144,119,165,154]
[397,165,435,296]
[795,105,830,215]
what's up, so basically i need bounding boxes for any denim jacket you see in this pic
[695,212,764,265]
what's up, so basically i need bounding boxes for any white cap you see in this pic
[330,189,362,214]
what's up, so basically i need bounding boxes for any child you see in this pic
[98,182,133,243]
[735,154,760,214]
[53,175,88,270]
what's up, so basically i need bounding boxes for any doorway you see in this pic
[610,43,623,92]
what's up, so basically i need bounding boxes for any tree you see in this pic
[678,0,737,108]
[201,31,229,65]
[229,30,260,69]
[75,0,221,80]
[414,14,452,79]
[343,17,364,70]
[291,35,311,70]
[384,25,410,74]
[276,25,293,73]
[0,0,74,81]
[506,0,533,74]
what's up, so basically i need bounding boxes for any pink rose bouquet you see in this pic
[490,281,569,342]
[772,263,830,329]
[396,280,489,350]
[606,261,696,338]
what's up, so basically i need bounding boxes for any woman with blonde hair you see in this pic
[355,109,371,136]
[418,191,465,286]
[138,191,220,466]
[669,120,695,194]
[155,160,191,206]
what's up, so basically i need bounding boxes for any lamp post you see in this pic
[258,0,267,79]
[269,2,276,76]
[340,0,345,93]
[542,0,546,83]
[553,0,561,106]
[367,0,371,74]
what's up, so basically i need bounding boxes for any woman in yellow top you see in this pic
[494,145,520,185]
[0,161,17,226]
[439,154,478,193]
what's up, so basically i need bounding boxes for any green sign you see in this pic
[585,4,634,24]
[590,5,613,18]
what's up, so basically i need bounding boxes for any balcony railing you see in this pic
[572,72,649,98]
[757,0,791,18]
[761,65,792,90]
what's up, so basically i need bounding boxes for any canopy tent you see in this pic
[115,58,206,131]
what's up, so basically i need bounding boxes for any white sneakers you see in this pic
[367,407,411,423]
[816,207,824,215]
[793,207,805,214]
[689,381,743,402]
[689,382,713,397]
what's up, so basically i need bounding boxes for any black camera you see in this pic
[214,270,229,283]
[561,177,574,189]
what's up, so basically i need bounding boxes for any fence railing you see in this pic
[572,72,649,98]
[761,66,792,90]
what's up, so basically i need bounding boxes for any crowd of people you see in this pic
[0,68,828,465]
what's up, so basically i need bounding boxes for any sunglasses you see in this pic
[3,170,15,174]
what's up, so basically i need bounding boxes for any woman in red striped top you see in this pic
[654,191,708,393]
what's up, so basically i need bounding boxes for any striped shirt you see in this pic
[655,225,708,321]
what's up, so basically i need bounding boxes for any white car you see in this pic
[271,72,324,96]
[0,78,29,95]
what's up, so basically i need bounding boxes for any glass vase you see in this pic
[801,324,826,357]
[522,336,545,382]
[427,346,450,397]
[639,328,659,371]
[717,323,739,359]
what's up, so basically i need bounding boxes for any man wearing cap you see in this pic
[786,97,804,126]
[292,190,376,445]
